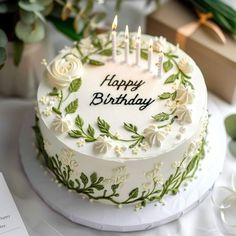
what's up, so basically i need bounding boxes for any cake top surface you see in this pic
[38,32,207,161]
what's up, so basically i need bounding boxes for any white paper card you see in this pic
[0,173,29,236]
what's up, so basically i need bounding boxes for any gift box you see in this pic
[146,0,236,104]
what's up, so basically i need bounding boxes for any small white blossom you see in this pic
[131,146,140,155]
[77,138,85,147]
[114,145,126,157]
[42,107,52,117]
[139,141,150,152]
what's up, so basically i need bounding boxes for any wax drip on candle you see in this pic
[112,15,118,62]
[124,25,129,64]
[135,26,141,66]
[148,39,153,72]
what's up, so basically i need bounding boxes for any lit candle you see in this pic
[124,25,129,64]
[135,26,141,66]
[156,52,164,78]
[148,38,153,71]
[112,15,118,62]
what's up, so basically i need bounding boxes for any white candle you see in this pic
[112,15,118,62]
[135,26,141,66]
[124,25,129,64]
[148,39,153,71]
[156,52,164,78]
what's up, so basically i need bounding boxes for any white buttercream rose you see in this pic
[46,53,83,89]
[178,58,193,74]
[143,125,166,147]
[175,105,192,124]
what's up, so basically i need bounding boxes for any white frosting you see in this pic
[51,115,72,133]
[143,125,166,147]
[46,53,83,89]
[176,84,194,105]
[178,58,193,74]
[175,105,192,124]
[93,136,113,154]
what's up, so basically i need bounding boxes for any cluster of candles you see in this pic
[111,15,163,77]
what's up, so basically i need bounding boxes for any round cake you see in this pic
[35,32,208,210]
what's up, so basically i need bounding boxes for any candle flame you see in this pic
[125,25,129,39]
[149,39,153,49]
[137,26,141,40]
[112,15,118,31]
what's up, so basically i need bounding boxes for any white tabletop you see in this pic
[0,92,235,236]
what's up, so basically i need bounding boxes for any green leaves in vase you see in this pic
[225,114,236,157]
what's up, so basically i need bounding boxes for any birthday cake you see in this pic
[34,28,208,210]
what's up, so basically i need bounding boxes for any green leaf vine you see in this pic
[33,116,207,209]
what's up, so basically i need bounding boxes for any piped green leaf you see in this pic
[69,78,82,93]
[152,112,170,122]
[165,74,177,84]
[65,99,78,114]
[129,187,139,199]
[163,60,173,72]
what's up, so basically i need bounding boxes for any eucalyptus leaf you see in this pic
[229,140,236,157]
[225,114,236,140]
[0,47,6,65]
[20,9,36,24]
[99,48,112,56]
[158,92,172,100]
[13,41,24,66]
[0,29,7,48]
[19,1,44,12]
[15,19,45,43]
[129,187,139,199]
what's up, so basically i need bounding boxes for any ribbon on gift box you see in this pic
[212,171,236,228]
[176,11,226,49]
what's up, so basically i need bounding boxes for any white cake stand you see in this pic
[19,100,226,232]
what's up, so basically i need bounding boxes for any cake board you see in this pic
[19,99,226,232]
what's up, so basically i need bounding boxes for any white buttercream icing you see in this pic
[176,84,194,105]
[94,136,113,154]
[143,125,166,147]
[51,115,72,133]
[175,105,192,124]
[178,58,193,74]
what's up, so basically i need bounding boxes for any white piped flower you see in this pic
[77,138,85,147]
[51,115,72,133]
[153,36,168,53]
[45,53,83,89]
[178,58,193,74]
[176,84,194,105]
[42,107,52,117]
[131,146,140,155]
[114,145,126,157]
[93,136,113,154]
[143,125,166,147]
[40,96,49,105]
[175,105,192,124]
